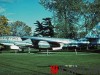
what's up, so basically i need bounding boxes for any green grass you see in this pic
[0,51,100,75]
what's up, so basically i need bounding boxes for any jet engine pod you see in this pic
[38,41,50,48]
[10,45,20,49]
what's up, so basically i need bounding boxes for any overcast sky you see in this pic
[0,0,52,32]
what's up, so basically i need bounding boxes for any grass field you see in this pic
[0,50,100,75]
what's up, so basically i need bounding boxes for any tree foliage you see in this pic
[10,21,32,36]
[40,0,100,38]
[34,18,54,37]
[40,0,83,38]
[34,20,43,36]
[0,15,10,35]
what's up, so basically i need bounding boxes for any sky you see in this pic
[0,0,95,32]
[0,0,52,32]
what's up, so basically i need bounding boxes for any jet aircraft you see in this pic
[0,23,99,52]
[0,36,32,51]
[21,23,100,51]
[21,36,78,51]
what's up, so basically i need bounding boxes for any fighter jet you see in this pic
[0,36,32,51]
[21,36,78,51]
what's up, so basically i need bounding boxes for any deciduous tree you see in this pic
[10,21,32,36]
[0,15,10,35]
[40,0,100,38]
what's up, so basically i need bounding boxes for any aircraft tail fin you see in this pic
[85,22,100,38]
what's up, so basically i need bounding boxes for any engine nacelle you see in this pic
[38,41,50,48]
[10,45,20,50]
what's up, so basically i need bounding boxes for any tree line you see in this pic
[38,0,100,38]
[1,0,100,38]
[0,15,32,36]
